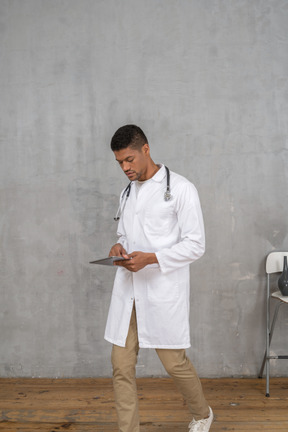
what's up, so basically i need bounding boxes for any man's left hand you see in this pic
[114,251,158,272]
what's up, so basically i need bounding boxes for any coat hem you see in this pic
[104,336,126,347]
[105,335,191,350]
[139,342,191,349]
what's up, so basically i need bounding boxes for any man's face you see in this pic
[114,144,150,182]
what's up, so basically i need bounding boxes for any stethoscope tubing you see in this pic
[114,182,132,221]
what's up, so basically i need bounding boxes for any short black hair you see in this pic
[110,124,148,151]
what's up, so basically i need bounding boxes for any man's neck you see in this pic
[141,161,160,181]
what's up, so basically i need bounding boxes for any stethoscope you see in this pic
[114,166,171,221]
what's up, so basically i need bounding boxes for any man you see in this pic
[104,124,213,432]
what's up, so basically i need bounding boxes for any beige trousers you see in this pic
[111,304,209,432]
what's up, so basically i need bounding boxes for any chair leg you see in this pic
[259,352,266,379]
[259,302,283,378]
[270,303,283,342]
[266,360,270,397]
[260,302,283,396]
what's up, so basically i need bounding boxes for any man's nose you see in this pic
[123,162,131,172]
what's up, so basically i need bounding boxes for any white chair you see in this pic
[259,251,288,396]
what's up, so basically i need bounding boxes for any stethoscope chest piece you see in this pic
[164,191,172,201]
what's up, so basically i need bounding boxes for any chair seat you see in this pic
[271,290,288,303]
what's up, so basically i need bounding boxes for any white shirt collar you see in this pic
[151,164,166,183]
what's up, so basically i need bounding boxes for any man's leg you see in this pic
[156,348,210,421]
[111,305,140,432]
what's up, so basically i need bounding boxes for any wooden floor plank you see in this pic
[0,424,288,432]
[1,378,288,431]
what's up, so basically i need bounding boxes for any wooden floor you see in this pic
[1,377,288,431]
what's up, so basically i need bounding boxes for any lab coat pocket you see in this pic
[146,267,179,303]
[144,208,175,237]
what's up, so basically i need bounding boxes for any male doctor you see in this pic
[105,124,213,432]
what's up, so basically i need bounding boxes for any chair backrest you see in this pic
[266,251,288,274]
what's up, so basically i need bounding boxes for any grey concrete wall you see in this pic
[0,0,287,378]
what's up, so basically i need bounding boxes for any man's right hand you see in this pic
[108,243,129,259]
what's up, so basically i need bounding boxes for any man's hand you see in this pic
[109,243,129,259]
[114,251,158,272]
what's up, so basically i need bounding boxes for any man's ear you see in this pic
[142,143,150,156]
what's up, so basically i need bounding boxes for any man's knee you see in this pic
[163,361,181,377]
[111,346,137,377]
[157,349,189,377]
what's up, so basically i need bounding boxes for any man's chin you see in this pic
[126,172,139,181]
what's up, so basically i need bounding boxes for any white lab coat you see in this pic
[104,164,205,349]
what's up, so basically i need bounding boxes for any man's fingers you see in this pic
[109,243,129,258]
[127,251,138,259]
[114,257,131,266]
[114,260,124,266]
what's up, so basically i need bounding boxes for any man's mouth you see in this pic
[126,171,134,177]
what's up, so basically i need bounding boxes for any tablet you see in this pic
[89,256,130,266]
